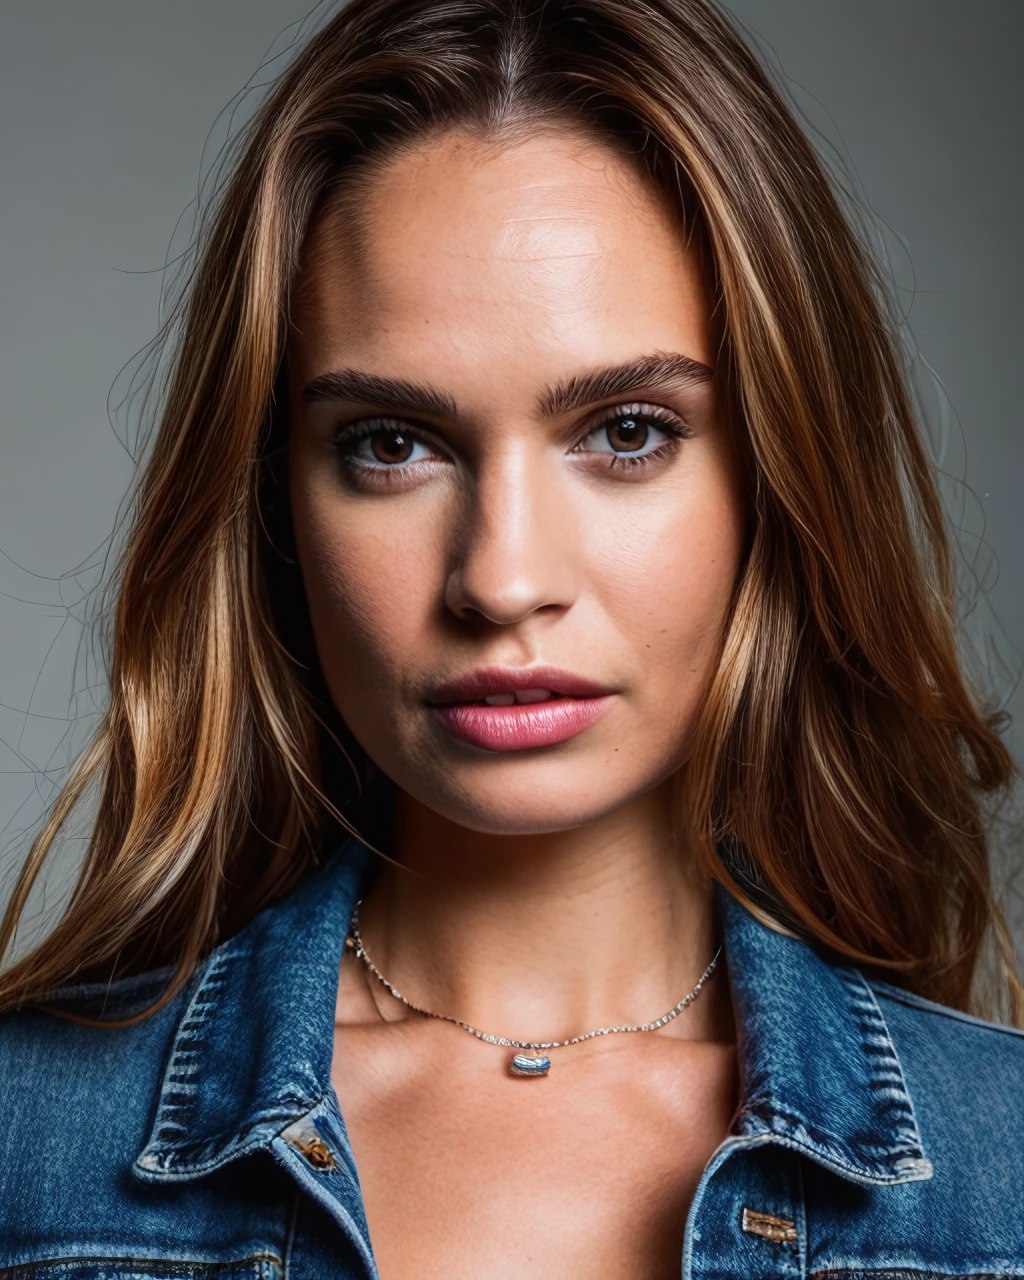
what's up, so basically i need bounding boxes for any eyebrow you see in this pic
[300,351,714,421]
[537,351,714,417]
[301,369,458,419]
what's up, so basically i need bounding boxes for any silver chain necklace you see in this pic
[346,898,723,1077]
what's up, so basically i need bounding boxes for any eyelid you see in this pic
[332,402,692,464]
[591,399,686,424]
[574,400,692,446]
[333,415,449,457]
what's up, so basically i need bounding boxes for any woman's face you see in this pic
[288,128,746,834]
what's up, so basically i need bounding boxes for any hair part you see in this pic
[2,0,1019,1021]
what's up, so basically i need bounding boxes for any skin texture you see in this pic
[288,128,746,1279]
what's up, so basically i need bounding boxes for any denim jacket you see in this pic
[2,836,1022,1278]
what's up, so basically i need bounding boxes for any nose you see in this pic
[444,444,579,626]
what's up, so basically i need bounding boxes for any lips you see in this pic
[427,666,615,752]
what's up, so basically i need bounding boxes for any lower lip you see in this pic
[432,696,614,752]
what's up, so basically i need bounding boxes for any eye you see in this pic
[575,403,689,461]
[344,422,439,468]
[331,417,450,491]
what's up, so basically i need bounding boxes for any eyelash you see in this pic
[331,402,693,484]
[574,402,693,471]
[329,417,442,489]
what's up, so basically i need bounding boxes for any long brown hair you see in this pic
[2,0,1019,1020]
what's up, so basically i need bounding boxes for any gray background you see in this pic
[2,3,1022,909]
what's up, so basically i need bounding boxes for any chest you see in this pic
[331,1020,738,1280]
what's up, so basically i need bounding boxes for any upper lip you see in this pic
[426,665,614,705]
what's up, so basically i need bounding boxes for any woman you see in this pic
[1,0,1021,1275]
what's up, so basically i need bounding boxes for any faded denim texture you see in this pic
[1,837,1022,1278]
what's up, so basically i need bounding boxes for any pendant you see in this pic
[509,1052,551,1077]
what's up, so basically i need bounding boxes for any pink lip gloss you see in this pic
[432,695,614,751]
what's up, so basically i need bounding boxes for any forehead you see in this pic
[290,128,713,393]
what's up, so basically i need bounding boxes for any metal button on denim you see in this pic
[2,836,1023,1280]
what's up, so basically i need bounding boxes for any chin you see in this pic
[412,795,616,836]
[391,749,666,835]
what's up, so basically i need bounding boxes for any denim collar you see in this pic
[136,838,375,1181]
[135,837,932,1188]
[716,887,932,1185]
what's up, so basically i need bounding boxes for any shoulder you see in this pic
[868,975,1024,1085]
[867,977,1024,1192]
[0,967,191,1251]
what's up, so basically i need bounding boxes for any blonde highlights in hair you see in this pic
[2,0,1019,1020]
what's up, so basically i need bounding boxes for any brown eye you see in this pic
[604,417,648,453]
[576,404,685,462]
[336,419,443,476]
[371,429,414,464]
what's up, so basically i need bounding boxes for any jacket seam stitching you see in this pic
[839,969,927,1158]
[0,1254,282,1278]
[867,979,1024,1040]
[143,947,237,1148]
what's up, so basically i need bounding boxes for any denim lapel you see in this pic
[135,839,931,1195]
[135,836,373,1182]
[717,883,933,1186]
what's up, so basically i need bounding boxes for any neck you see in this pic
[356,780,726,1044]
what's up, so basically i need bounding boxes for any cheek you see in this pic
[291,474,443,696]
[590,461,745,705]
